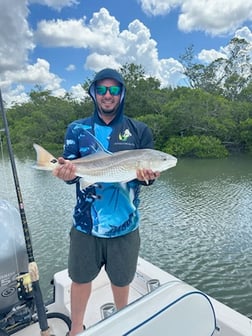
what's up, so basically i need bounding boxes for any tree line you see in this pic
[1,37,252,159]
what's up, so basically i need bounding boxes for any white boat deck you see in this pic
[11,258,252,336]
[52,259,155,327]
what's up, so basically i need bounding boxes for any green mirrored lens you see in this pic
[96,86,121,96]
[109,86,121,95]
[96,86,107,95]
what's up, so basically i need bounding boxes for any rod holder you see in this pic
[100,302,116,319]
[146,278,160,292]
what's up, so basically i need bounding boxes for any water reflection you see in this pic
[0,155,252,319]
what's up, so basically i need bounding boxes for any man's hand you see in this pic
[53,157,77,181]
[136,169,160,184]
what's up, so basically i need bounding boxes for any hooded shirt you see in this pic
[63,68,154,238]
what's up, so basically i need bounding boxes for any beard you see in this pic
[100,107,116,114]
[98,100,120,115]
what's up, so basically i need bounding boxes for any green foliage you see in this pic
[237,82,252,103]
[161,88,232,138]
[137,114,170,150]
[2,56,252,158]
[240,118,252,152]
[121,63,161,118]
[6,89,77,152]
[164,135,229,158]
[180,38,252,100]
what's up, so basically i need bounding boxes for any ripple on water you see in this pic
[140,171,252,319]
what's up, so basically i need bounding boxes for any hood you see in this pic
[88,68,126,123]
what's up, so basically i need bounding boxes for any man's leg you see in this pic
[68,228,101,335]
[111,284,130,310]
[69,281,91,336]
[107,230,140,311]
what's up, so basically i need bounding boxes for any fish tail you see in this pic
[33,144,58,171]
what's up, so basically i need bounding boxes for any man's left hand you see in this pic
[136,169,160,183]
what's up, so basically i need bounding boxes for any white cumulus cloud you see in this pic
[66,64,76,71]
[198,49,227,64]
[28,0,79,11]
[69,84,88,102]
[1,1,252,107]
[235,26,252,43]
[0,0,67,106]
[35,8,185,87]
[0,58,64,106]
[0,0,34,73]
[139,0,252,36]
[138,0,179,16]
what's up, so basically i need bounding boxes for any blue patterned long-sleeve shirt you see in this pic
[63,69,154,238]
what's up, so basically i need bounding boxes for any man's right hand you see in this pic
[53,157,77,181]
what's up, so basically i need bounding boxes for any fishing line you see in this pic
[0,129,10,199]
[0,90,51,335]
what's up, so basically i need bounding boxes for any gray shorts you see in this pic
[68,227,140,287]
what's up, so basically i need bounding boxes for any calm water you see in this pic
[0,153,252,319]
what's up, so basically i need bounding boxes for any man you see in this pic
[54,68,159,336]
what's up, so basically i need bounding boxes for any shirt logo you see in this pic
[118,129,132,141]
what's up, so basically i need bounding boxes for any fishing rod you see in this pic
[0,90,51,336]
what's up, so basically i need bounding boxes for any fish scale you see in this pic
[76,163,138,185]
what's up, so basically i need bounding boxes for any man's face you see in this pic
[95,78,121,115]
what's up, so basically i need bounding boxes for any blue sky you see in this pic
[1,0,252,106]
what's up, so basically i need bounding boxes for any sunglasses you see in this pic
[95,85,121,96]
